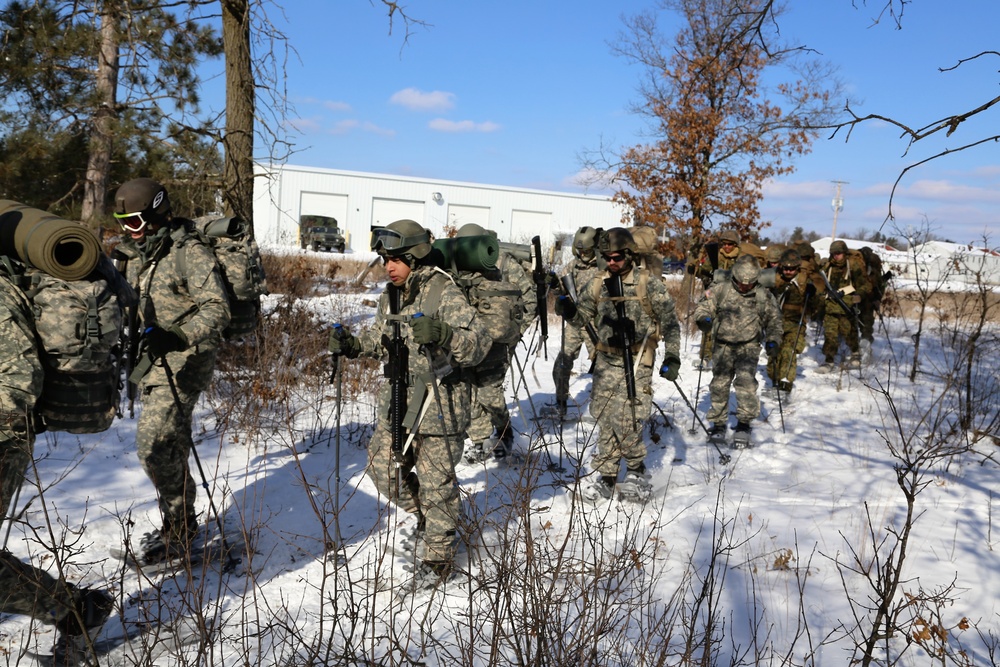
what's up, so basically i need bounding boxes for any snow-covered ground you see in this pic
[3,269,998,666]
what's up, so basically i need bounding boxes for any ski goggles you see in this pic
[113,210,150,233]
[370,226,429,254]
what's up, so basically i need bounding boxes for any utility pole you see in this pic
[831,180,847,240]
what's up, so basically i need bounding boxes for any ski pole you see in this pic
[690,334,707,434]
[161,357,240,573]
[671,379,729,465]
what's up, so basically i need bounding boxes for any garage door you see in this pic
[300,192,349,247]
[372,198,424,227]
[510,209,552,243]
[447,204,491,231]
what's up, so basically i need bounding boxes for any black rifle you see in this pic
[604,274,637,422]
[110,249,141,418]
[383,284,409,463]
[818,270,861,329]
[531,235,548,359]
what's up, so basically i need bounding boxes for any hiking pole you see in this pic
[671,379,729,465]
[1,480,23,552]
[511,346,564,472]
[689,335,707,435]
[330,330,344,550]
[161,357,240,573]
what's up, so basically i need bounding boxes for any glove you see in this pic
[659,355,680,382]
[554,295,577,320]
[411,316,453,347]
[836,289,846,299]
[146,325,188,357]
[804,282,817,298]
[765,341,778,360]
[545,271,561,291]
[882,271,893,283]
[696,316,712,333]
[329,325,361,358]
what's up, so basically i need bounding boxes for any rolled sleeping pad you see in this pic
[0,200,102,281]
[498,240,531,263]
[428,235,499,274]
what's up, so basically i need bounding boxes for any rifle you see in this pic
[110,248,141,418]
[383,284,409,463]
[561,274,599,375]
[818,269,861,330]
[604,274,637,423]
[531,235,548,359]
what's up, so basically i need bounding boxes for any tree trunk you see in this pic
[222,0,255,233]
[81,1,120,233]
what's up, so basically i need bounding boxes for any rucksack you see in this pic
[2,254,136,434]
[189,216,268,339]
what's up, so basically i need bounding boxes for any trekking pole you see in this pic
[330,328,344,549]
[510,346,564,472]
[689,335,707,435]
[161,357,240,573]
[1,482,23,552]
[671,379,729,465]
[774,368,785,434]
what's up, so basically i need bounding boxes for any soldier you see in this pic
[112,178,231,563]
[694,255,782,447]
[857,246,886,360]
[0,271,113,659]
[765,243,788,269]
[766,249,816,393]
[329,220,490,584]
[555,228,681,503]
[816,240,870,373]
[451,223,525,463]
[546,226,601,417]
[694,229,743,367]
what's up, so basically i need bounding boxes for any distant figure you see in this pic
[816,240,870,373]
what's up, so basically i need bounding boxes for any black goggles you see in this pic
[370,226,429,253]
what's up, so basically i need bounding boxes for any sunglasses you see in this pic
[780,265,800,272]
[113,210,149,233]
[720,241,737,247]
[602,253,626,263]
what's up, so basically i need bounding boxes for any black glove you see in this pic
[659,355,681,382]
[146,325,188,357]
[329,325,361,358]
[804,282,817,298]
[883,271,893,283]
[554,295,577,320]
[545,271,561,291]
[765,341,778,360]
[696,316,713,333]
[836,289,846,299]
[411,316,453,347]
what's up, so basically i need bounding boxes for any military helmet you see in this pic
[456,223,488,238]
[719,229,740,245]
[113,178,172,232]
[731,254,760,292]
[370,219,432,259]
[765,244,787,264]
[830,240,849,255]
[779,248,802,269]
[598,227,637,256]
[572,226,600,258]
[796,241,815,261]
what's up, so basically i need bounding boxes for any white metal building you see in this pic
[252,164,629,252]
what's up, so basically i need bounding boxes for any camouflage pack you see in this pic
[8,255,136,433]
[189,216,268,339]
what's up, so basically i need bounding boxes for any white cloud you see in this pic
[326,119,395,137]
[323,100,352,112]
[288,116,322,132]
[428,118,501,133]
[329,119,359,135]
[390,88,456,112]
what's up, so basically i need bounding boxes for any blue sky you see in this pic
[245,1,1000,245]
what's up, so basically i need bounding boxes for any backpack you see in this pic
[3,255,136,434]
[189,216,268,339]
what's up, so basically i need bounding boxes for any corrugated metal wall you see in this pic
[253,164,628,254]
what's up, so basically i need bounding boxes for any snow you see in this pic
[3,273,998,666]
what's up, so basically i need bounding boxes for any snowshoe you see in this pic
[707,422,728,445]
[617,470,653,503]
[578,476,615,504]
[463,440,491,465]
[732,421,752,449]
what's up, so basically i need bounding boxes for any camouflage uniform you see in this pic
[550,254,600,408]
[695,233,742,361]
[858,247,885,344]
[694,276,782,426]
[455,270,523,453]
[574,265,680,478]
[122,221,231,537]
[767,268,811,387]
[820,250,870,365]
[356,264,491,561]
[0,275,85,627]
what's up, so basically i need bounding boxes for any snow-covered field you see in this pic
[4,266,998,666]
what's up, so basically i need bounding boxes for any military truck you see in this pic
[300,215,346,252]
